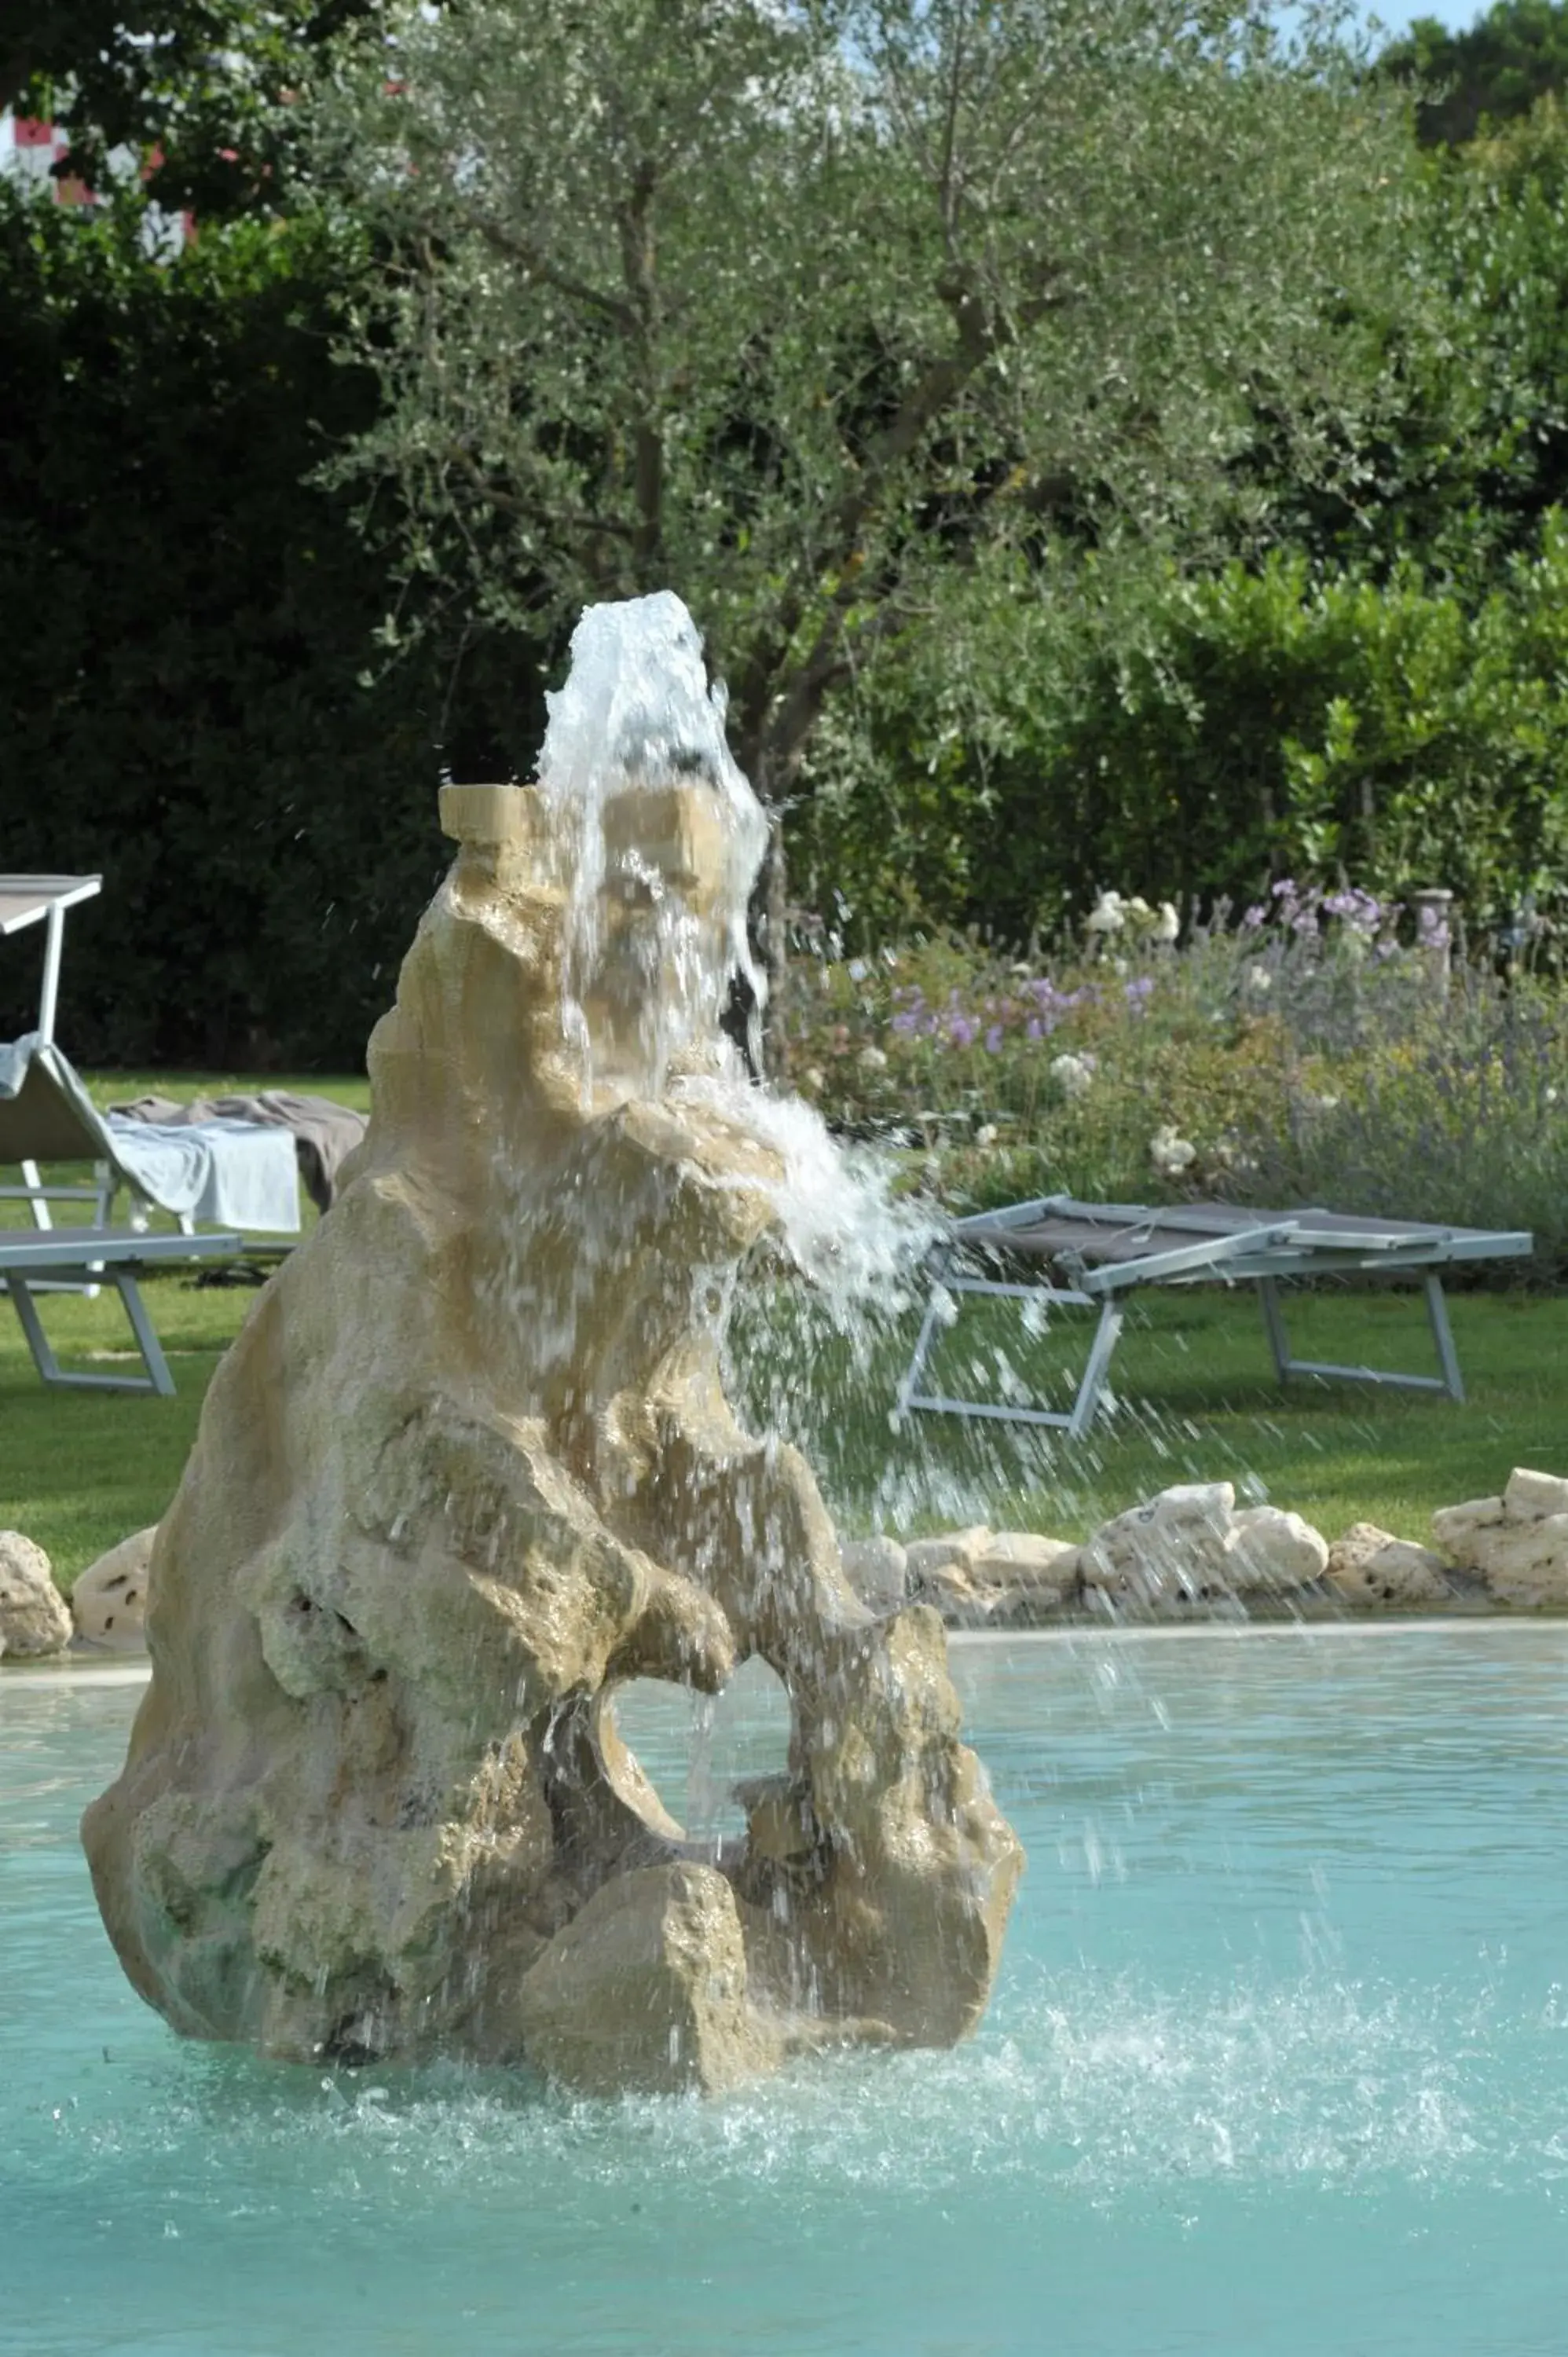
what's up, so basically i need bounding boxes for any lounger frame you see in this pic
[896,1195,1532,1440]
[0,1227,241,1395]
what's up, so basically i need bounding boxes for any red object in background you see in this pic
[5,111,193,241]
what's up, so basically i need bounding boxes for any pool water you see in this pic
[3,1627,1566,2357]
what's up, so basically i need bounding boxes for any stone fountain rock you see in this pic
[83,594,1022,2095]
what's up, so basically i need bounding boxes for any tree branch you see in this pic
[937,2,969,256]
[448,446,634,545]
[616,153,665,569]
[735,266,1068,775]
[475,218,640,335]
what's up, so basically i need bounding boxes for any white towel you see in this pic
[104,1114,300,1233]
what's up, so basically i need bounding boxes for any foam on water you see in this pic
[14,1967,1557,2202]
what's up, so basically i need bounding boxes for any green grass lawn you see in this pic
[2,1068,1562,1588]
[731,1275,1568,1554]
[0,1071,365,1582]
[4,1245,1563,1590]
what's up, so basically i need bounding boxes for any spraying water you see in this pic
[537,590,766,1100]
[538,589,935,1314]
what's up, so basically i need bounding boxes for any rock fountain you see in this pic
[82,592,1022,2095]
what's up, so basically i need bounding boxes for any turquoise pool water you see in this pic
[3,1627,1566,2357]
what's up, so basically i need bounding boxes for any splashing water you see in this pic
[539,590,936,1334]
[537,590,766,1098]
[11,1633,1568,2357]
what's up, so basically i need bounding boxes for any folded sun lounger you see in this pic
[896,1193,1534,1440]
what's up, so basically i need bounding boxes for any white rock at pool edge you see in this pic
[1326,1523,1456,1607]
[1431,1468,1568,1607]
[71,1526,158,1652]
[839,1536,908,1611]
[1502,1467,1568,1522]
[0,1530,71,1659]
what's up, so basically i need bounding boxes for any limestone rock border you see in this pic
[878,1464,1568,1629]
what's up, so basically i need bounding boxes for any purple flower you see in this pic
[985,1025,1003,1052]
[1324,886,1384,936]
[1242,904,1266,929]
[947,1015,977,1048]
[1026,1017,1042,1041]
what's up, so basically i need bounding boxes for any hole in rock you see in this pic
[609,1656,792,1853]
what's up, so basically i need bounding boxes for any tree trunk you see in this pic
[725,746,791,1081]
[760,801,789,1080]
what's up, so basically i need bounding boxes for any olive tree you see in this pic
[310,0,1420,995]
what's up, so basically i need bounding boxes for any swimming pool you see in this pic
[3,1626,1566,2356]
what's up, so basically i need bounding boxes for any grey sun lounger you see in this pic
[0,1224,242,1394]
[896,1193,1534,1440]
[0,1032,278,1394]
[0,1035,301,1237]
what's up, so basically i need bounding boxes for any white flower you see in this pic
[1126,896,1152,922]
[1149,1124,1196,1176]
[975,1123,998,1147]
[1085,889,1125,935]
[1155,901,1180,944]
[800,1066,826,1094]
[1546,1085,1560,1106]
[856,1043,888,1072]
[847,957,870,982]
[1050,1051,1097,1098]
[1245,964,1272,995]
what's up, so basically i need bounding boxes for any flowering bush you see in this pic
[775,887,1568,1278]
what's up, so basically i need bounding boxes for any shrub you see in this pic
[793,530,1568,950]
[776,887,1568,1279]
[0,187,546,1069]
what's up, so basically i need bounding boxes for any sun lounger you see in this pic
[0,1034,296,1392]
[0,873,101,1047]
[0,1224,243,1394]
[0,1034,300,1237]
[896,1193,1533,1439]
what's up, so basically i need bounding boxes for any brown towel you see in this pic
[108,1091,367,1215]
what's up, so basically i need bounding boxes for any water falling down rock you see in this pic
[82,592,1022,2093]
